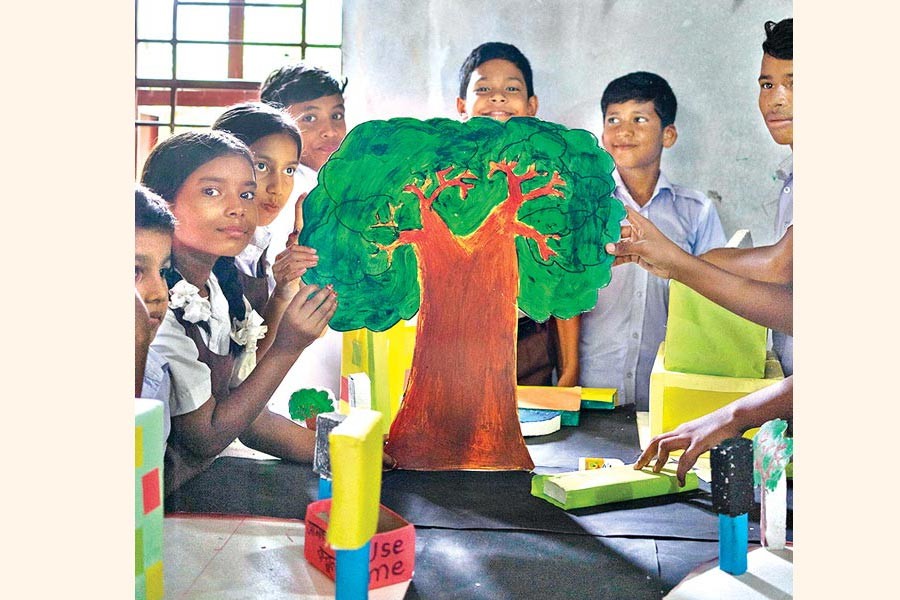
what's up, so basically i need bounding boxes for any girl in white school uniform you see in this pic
[211,102,317,330]
[141,130,337,495]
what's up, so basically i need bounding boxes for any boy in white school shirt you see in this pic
[579,71,727,411]
[259,64,350,407]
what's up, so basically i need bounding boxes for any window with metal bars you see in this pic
[135,0,342,171]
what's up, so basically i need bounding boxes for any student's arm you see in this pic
[553,315,580,387]
[170,284,337,458]
[634,375,793,486]
[239,408,316,462]
[135,290,152,397]
[607,208,792,335]
[257,233,320,359]
[700,227,793,284]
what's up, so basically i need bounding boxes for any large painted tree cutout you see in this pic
[300,117,623,470]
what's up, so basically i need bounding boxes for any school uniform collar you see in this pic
[250,225,271,248]
[775,154,793,181]
[612,168,674,210]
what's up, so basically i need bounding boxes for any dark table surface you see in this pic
[166,407,793,599]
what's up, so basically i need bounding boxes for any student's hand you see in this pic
[271,232,319,301]
[382,450,398,471]
[605,207,684,279]
[273,283,337,353]
[293,191,308,235]
[633,407,742,487]
[555,368,578,388]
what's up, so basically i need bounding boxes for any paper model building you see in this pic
[301,117,622,471]
[304,408,416,597]
[664,280,769,378]
[711,437,754,575]
[135,398,165,600]
[650,342,784,444]
[531,465,698,510]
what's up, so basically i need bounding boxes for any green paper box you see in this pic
[663,280,768,378]
[531,465,698,510]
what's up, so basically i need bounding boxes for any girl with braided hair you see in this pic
[141,130,337,495]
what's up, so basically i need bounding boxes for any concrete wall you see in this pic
[342,0,792,244]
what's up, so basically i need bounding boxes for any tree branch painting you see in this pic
[300,117,623,470]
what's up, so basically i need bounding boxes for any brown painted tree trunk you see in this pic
[384,230,533,470]
[381,161,563,470]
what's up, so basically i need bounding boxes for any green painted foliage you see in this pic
[753,418,794,491]
[300,117,623,331]
[288,388,334,421]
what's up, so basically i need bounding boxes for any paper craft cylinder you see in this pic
[761,471,787,550]
[336,543,371,600]
[718,513,749,574]
[711,437,754,516]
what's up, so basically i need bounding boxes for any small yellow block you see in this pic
[135,426,144,469]
[579,457,605,470]
[581,387,617,403]
[145,561,164,600]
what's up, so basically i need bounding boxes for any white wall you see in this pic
[341,0,792,244]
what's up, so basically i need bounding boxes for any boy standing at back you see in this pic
[260,63,348,248]
[456,41,579,388]
[579,72,726,411]
[259,63,349,405]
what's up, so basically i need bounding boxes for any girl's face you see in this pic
[249,133,300,227]
[170,154,258,259]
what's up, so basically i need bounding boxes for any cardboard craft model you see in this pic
[300,117,623,470]
[135,398,165,600]
[531,465,699,510]
[304,408,416,596]
[753,419,793,551]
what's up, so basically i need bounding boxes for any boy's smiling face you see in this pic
[758,54,793,147]
[601,100,676,172]
[457,58,538,122]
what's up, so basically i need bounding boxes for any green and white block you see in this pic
[135,398,165,600]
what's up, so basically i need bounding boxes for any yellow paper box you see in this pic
[342,320,417,434]
[650,342,784,447]
[327,409,384,549]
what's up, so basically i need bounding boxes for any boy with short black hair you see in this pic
[258,63,350,409]
[758,18,793,376]
[135,184,177,439]
[455,41,578,389]
[579,71,726,411]
[260,64,349,175]
[613,18,794,482]
[456,41,538,121]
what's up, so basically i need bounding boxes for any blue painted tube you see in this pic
[336,542,370,600]
[318,477,332,500]
[719,513,748,575]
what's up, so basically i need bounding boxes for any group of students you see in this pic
[134,16,793,494]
